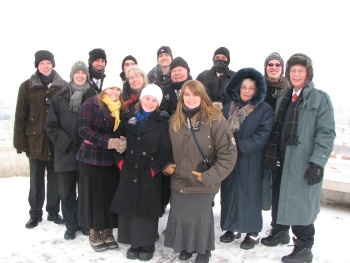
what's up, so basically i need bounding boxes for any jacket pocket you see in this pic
[25,126,42,153]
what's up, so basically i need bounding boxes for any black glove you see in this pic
[159,110,170,118]
[304,162,324,186]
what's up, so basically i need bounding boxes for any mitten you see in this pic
[117,136,127,153]
[304,162,324,186]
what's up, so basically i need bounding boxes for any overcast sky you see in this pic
[1,0,349,107]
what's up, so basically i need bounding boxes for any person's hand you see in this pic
[159,110,170,118]
[304,162,324,186]
[108,138,121,149]
[163,164,176,175]
[117,136,127,153]
[192,171,203,182]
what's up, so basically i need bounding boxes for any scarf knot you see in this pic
[102,95,121,131]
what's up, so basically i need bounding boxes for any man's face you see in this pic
[123,59,136,73]
[213,54,228,62]
[289,65,307,91]
[157,53,172,67]
[266,59,283,81]
[92,58,106,71]
[37,60,53,76]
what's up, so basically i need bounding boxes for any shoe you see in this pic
[156,233,160,241]
[25,217,42,229]
[89,229,108,252]
[220,231,241,243]
[100,228,119,249]
[240,232,260,250]
[47,214,65,225]
[195,250,211,263]
[281,237,313,263]
[78,226,90,236]
[261,225,290,247]
[64,230,76,240]
[126,247,139,260]
[138,245,155,261]
[179,250,193,260]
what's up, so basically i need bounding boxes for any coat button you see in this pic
[133,179,137,183]
[180,189,183,193]
[137,137,140,140]
[131,150,133,154]
[134,165,138,168]
[142,152,146,155]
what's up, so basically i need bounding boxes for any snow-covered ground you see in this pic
[0,176,349,263]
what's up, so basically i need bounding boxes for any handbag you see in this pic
[188,118,217,172]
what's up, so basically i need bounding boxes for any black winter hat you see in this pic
[213,47,230,65]
[170,57,190,73]
[34,50,55,68]
[157,46,173,59]
[121,55,138,70]
[88,48,107,66]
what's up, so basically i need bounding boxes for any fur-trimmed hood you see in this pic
[285,53,313,89]
[225,67,266,106]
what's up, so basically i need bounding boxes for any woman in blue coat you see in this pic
[220,68,274,250]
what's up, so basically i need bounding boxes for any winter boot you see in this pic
[89,229,108,252]
[261,224,290,247]
[220,231,241,243]
[195,250,211,263]
[138,245,155,261]
[281,237,313,263]
[101,228,119,249]
[240,232,260,250]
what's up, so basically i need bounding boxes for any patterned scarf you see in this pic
[227,102,258,133]
[102,95,121,131]
[264,88,303,171]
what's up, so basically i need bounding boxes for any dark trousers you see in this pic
[58,171,79,231]
[28,159,60,219]
[271,160,315,248]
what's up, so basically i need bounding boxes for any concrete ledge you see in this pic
[321,188,350,208]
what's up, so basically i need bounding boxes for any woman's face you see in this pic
[104,87,121,101]
[128,70,144,90]
[240,78,256,102]
[183,87,201,109]
[73,70,87,86]
[37,60,53,76]
[141,95,159,112]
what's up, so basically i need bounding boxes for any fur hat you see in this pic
[170,57,190,73]
[225,67,266,106]
[264,52,284,75]
[140,84,163,106]
[70,61,89,80]
[34,50,55,68]
[102,76,123,92]
[213,47,230,65]
[285,53,313,89]
[157,46,173,59]
[88,48,107,66]
[121,55,138,70]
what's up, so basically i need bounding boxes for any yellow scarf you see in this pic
[102,95,121,131]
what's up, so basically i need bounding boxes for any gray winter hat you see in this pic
[264,52,284,75]
[70,61,89,80]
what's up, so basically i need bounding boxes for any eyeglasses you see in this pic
[171,69,186,74]
[267,63,281,67]
[128,75,142,81]
[290,69,306,74]
[241,87,256,92]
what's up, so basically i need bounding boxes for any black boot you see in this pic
[261,224,290,247]
[25,217,42,229]
[281,237,313,263]
[138,245,155,261]
[240,232,259,250]
[220,231,241,243]
[179,250,193,260]
[195,250,211,263]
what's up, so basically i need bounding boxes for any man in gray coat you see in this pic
[262,53,336,263]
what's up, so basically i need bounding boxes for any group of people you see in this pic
[13,46,336,263]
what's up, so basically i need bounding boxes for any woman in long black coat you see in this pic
[220,68,274,250]
[111,84,172,261]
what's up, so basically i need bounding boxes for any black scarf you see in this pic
[89,66,106,80]
[264,88,303,171]
[36,70,56,87]
[171,79,187,91]
[182,105,201,118]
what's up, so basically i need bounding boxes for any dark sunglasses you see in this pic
[267,63,281,67]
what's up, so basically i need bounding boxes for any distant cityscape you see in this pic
[1,99,350,157]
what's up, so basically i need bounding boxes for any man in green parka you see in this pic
[262,53,336,263]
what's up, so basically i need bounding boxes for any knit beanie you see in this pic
[140,84,163,106]
[34,50,55,68]
[88,48,107,66]
[102,76,123,92]
[170,57,190,73]
[70,61,89,80]
[213,47,230,65]
[121,55,138,70]
[264,52,284,75]
[157,46,173,59]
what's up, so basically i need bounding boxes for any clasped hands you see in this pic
[108,136,127,153]
[163,163,203,182]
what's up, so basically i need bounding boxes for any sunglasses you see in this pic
[267,63,281,67]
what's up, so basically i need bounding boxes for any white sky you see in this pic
[1,0,349,107]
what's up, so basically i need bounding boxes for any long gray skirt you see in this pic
[164,190,215,254]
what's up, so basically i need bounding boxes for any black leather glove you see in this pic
[304,162,324,186]
[159,110,170,118]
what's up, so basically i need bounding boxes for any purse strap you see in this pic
[187,117,209,164]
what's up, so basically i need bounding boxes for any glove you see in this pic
[116,136,127,153]
[117,160,124,170]
[159,110,170,118]
[163,164,176,175]
[304,162,324,186]
[108,138,121,149]
[150,168,155,177]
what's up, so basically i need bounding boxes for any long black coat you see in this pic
[111,112,172,218]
